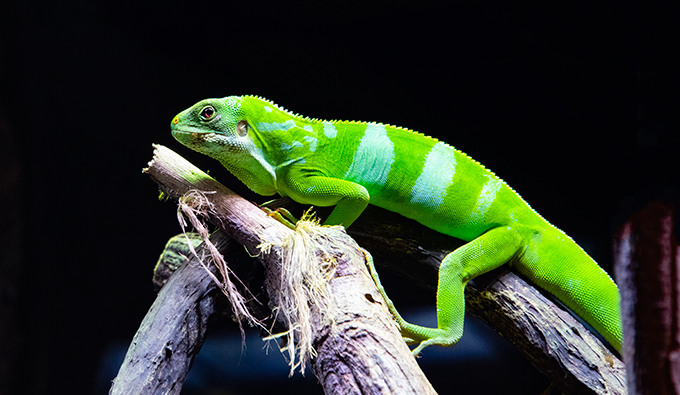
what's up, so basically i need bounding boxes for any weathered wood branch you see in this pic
[114,144,627,395]
[109,232,242,394]
[614,200,680,395]
[110,145,436,394]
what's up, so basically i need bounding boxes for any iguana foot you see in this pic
[261,206,298,229]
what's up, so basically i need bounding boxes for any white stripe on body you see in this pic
[469,174,502,223]
[344,124,394,187]
[409,142,457,211]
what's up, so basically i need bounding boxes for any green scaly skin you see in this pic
[170,95,623,354]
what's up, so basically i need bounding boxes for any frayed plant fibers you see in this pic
[177,190,263,339]
[177,192,344,375]
[260,211,346,376]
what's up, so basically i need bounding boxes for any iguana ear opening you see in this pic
[237,120,249,137]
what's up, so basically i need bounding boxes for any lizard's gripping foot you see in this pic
[396,319,462,356]
[404,328,461,356]
[261,206,299,230]
[359,248,463,356]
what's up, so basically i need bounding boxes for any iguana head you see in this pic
[170,96,278,195]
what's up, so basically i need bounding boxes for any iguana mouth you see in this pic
[172,129,219,150]
[173,129,214,139]
[173,129,208,135]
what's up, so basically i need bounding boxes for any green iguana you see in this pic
[170,95,623,355]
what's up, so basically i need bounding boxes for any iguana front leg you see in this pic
[278,169,370,228]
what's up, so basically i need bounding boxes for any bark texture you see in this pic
[614,201,680,395]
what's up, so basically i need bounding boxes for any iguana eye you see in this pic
[237,120,248,136]
[199,106,216,121]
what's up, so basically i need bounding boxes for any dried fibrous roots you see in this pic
[177,192,344,375]
[177,190,262,339]
[260,212,345,375]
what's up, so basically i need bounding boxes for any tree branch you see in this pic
[109,232,233,394]
[111,145,436,394]
[113,144,627,395]
[614,200,680,395]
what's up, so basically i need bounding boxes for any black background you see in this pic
[1,0,677,394]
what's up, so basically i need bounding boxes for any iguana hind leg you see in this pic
[365,226,523,355]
